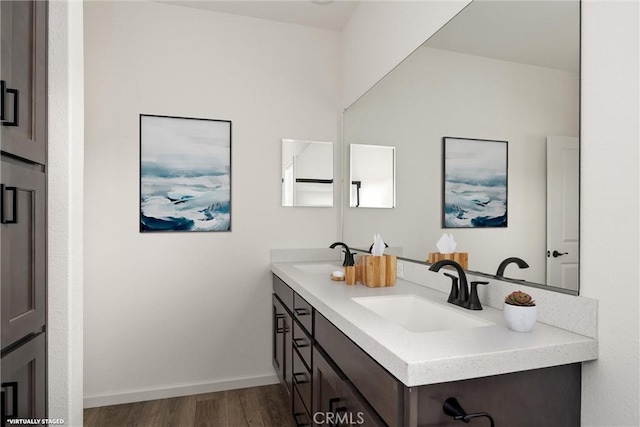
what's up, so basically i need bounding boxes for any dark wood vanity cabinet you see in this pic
[272,274,581,427]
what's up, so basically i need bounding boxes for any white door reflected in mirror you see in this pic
[282,139,334,207]
[350,144,396,208]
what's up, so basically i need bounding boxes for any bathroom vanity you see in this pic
[271,260,597,426]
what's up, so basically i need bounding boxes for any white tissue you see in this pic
[372,234,386,256]
[436,233,457,254]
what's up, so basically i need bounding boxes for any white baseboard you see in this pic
[83,373,279,409]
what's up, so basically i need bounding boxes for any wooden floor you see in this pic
[83,384,293,427]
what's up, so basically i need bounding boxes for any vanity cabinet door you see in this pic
[272,295,292,397]
[313,347,384,427]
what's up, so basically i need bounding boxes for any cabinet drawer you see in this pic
[292,348,312,414]
[273,274,293,312]
[293,387,312,427]
[293,320,312,369]
[315,312,402,427]
[293,293,313,334]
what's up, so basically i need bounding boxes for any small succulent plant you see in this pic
[504,290,536,307]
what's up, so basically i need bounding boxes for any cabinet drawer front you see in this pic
[1,160,46,349]
[293,293,313,334]
[293,321,312,369]
[1,333,46,421]
[273,274,293,312]
[292,348,312,414]
[293,387,312,427]
[315,313,401,427]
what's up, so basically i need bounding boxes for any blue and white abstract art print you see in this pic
[140,115,231,232]
[443,137,507,228]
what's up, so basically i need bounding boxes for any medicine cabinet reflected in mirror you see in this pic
[342,0,580,294]
[350,144,396,208]
[281,139,334,207]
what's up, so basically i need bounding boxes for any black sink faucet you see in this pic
[495,257,529,278]
[329,242,355,267]
[429,260,488,310]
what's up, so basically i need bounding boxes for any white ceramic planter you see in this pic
[503,303,538,332]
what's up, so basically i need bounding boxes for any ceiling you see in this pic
[157,0,361,31]
[157,0,579,72]
[426,0,580,73]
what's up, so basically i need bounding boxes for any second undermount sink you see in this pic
[352,294,493,333]
[293,262,341,275]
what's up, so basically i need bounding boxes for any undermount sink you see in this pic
[293,262,340,275]
[352,294,493,333]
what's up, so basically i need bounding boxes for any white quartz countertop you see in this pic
[271,261,598,387]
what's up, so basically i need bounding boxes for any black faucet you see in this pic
[495,257,529,278]
[429,260,488,310]
[329,242,355,267]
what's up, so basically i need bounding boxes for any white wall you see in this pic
[580,0,639,425]
[343,46,579,284]
[48,1,84,424]
[341,0,472,108]
[342,0,640,425]
[83,1,341,406]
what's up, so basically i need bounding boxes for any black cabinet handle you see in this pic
[1,382,18,422]
[292,372,308,385]
[293,412,310,427]
[293,337,308,349]
[294,308,310,317]
[0,185,18,224]
[0,80,6,121]
[275,314,285,333]
[2,87,19,127]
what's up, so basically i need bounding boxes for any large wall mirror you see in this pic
[282,139,334,207]
[343,0,580,294]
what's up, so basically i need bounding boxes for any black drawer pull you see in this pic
[275,314,285,333]
[329,397,341,412]
[292,372,309,385]
[293,412,310,427]
[0,80,5,121]
[293,337,309,349]
[0,185,18,224]
[2,87,19,127]
[294,307,310,316]
[1,382,18,422]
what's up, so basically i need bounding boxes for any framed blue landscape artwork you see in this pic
[442,137,507,228]
[140,114,231,232]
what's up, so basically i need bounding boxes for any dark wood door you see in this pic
[1,333,46,425]
[1,159,45,349]
[0,0,47,165]
[273,295,292,397]
[313,347,384,427]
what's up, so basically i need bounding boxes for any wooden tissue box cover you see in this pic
[358,255,397,287]
[427,252,468,270]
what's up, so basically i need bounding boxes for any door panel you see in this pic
[1,333,46,425]
[1,159,45,349]
[546,136,579,289]
[0,1,47,165]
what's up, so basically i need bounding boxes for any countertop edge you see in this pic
[271,262,598,387]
